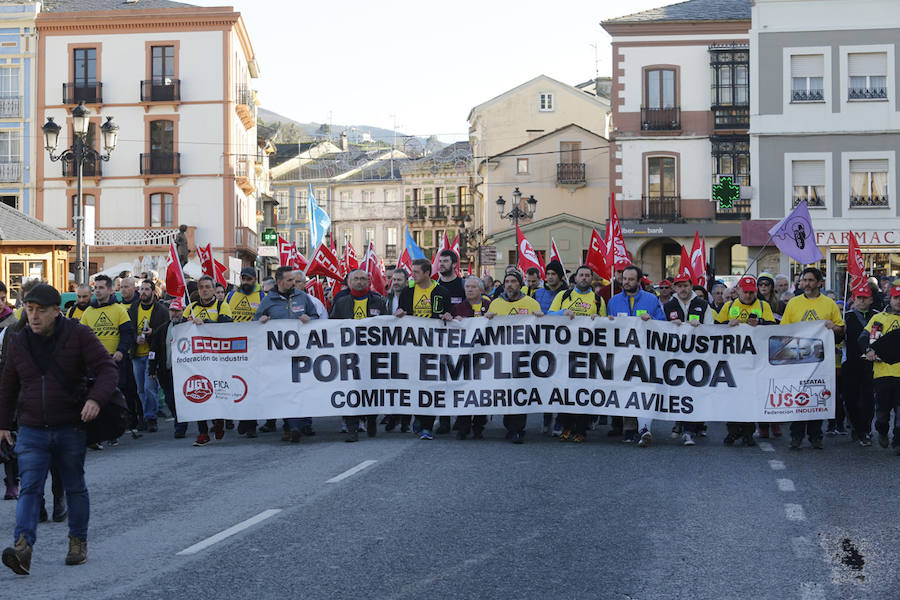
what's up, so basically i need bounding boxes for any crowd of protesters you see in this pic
[0,251,897,573]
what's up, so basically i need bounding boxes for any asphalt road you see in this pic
[0,418,896,600]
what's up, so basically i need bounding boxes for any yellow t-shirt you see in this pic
[134,304,152,357]
[716,298,775,324]
[549,289,607,316]
[412,282,436,318]
[489,295,541,316]
[353,298,368,320]
[227,288,263,322]
[471,302,482,315]
[80,303,131,355]
[781,294,844,327]
[864,311,900,379]
[186,299,233,323]
[66,304,87,321]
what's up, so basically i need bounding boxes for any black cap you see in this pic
[23,283,61,307]
[545,260,565,280]
[503,271,524,286]
[240,267,256,279]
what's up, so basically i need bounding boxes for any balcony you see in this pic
[0,162,22,183]
[791,89,824,102]
[849,195,889,207]
[713,106,749,129]
[385,244,397,261]
[848,86,887,100]
[140,152,181,176]
[557,162,586,185]
[451,203,474,221]
[141,79,181,102]
[641,107,680,130]
[234,226,259,251]
[64,227,179,247]
[235,86,256,130]
[406,205,426,220]
[62,160,101,178]
[428,205,448,220]
[0,96,21,118]
[715,198,751,220]
[641,196,682,221]
[234,154,255,194]
[63,82,102,104]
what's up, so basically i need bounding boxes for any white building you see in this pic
[36,0,261,277]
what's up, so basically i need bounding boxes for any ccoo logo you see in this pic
[184,375,213,403]
[177,338,190,353]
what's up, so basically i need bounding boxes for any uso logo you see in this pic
[183,375,213,403]
[191,336,248,354]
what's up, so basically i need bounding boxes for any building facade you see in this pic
[0,3,38,217]
[602,0,753,282]
[36,1,261,277]
[748,0,900,293]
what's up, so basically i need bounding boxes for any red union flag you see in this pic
[213,259,228,286]
[847,230,866,289]
[306,243,343,281]
[586,228,609,279]
[431,232,450,280]
[197,243,215,278]
[305,278,325,305]
[689,231,706,287]
[341,242,358,275]
[396,247,413,275]
[289,243,308,271]
[609,200,630,270]
[515,225,542,274]
[278,235,293,267]
[165,240,187,301]
[548,237,564,271]
[362,242,386,295]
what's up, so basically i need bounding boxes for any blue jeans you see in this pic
[132,355,159,421]
[14,425,89,546]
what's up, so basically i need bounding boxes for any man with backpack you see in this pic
[0,284,118,574]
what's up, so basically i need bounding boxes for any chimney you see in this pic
[340,131,348,152]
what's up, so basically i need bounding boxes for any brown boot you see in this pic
[65,535,87,565]
[2,533,32,575]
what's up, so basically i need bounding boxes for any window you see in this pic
[848,52,887,100]
[538,92,554,111]
[73,48,96,86]
[385,227,398,259]
[792,161,826,207]
[275,189,289,221]
[412,188,421,204]
[411,230,422,246]
[434,187,443,205]
[151,45,175,84]
[516,158,529,174]
[645,69,676,109]
[362,190,375,203]
[710,49,749,107]
[560,142,581,164]
[711,136,750,187]
[0,131,19,162]
[295,197,307,221]
[277,229,289,243]
[386,227,398,245]
[150,120,174,154]
[384,189,397,203]
[339,190,351,204]
[364,227,376,249]
[294,229,309,255]
[0,195,17,209]
[316,188,327,204]
[423,230,433,248]
[457,186,468,204]
[0,67,19,117]
[647,157,676,197]
[849,159,889,207]
[790,55,824,102]
[150,192,174,227]
[277,205,289,222]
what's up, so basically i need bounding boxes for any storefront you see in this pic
[0,203,74,299]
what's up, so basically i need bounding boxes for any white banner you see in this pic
[172,316,836,422]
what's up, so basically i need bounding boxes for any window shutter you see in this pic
[848,53,887,77]
[792,160,825,186]
[790,55,824,78]
[850,159,888,173]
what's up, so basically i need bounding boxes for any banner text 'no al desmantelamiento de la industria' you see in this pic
[172,315,835,423]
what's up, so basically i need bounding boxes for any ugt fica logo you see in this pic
[182,374,248,404]
[183,375,214,403]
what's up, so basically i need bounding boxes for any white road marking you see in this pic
[791,536,815,558]
[800,582,825,600]
[326,459,377,483]
[776,478,796,492]
[768,459,786,470]
[785,503,807,521]
[177,509,282,556]
[758,441,775,452]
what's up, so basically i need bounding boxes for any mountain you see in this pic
[258,108,443,151]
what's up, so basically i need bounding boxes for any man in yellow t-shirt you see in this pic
[226,267,264,322]
[66,284,92,321]
[781,267,844,450]
[863,284,900,454]
[485,271,544,444]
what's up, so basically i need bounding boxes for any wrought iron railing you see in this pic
[849,195,889,207]
[140,152,181,175]
[0,95,21,117]
[64,227,178,246]
[641,107,680,130]
[791,89,824,102]
[141,79,181,102]
[641,196,681,221]
[557,162,586,184]
[0,162,22,182]
[63,82,102,104]
[406,205,426,220]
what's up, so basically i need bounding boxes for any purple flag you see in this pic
[767,200,824,264]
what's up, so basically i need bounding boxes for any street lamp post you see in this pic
[42,102,119,285]
[496,187,537,264]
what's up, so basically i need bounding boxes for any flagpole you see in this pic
[740,232,775,278]
[842,269,850,320]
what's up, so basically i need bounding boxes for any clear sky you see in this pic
[191,0,672,141]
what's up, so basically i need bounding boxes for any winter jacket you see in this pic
[0,315,118,430]
[607,289,666,320]
[127,299,170,354]
[330,292,387,320]
[254,288,320,321]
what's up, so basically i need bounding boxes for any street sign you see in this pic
[480,245,497,265]
[262,227,277,246]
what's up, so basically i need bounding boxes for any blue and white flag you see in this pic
[307,183,331,250]
[404,227,425,259]
[767,200,823,264]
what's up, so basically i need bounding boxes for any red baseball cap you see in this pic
[738,275,757,292]
[672,265,692,285]
[852,284,872,298]
[169,297,185,310]
[890,285,900,298]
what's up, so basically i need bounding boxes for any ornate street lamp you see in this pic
[496,187,537,264]
[42,103,119,285]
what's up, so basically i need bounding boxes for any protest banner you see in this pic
[172,316,835,422]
